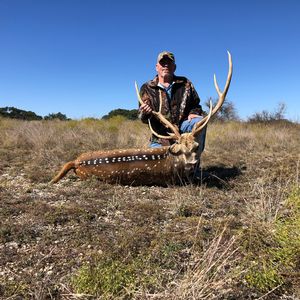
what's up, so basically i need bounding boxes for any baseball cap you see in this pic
[157,51,175,63]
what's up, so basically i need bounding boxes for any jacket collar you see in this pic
[148,75,185,88]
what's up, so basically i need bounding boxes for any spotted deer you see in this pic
[51,52,232,185]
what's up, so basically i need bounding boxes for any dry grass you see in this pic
[0,117,299,299]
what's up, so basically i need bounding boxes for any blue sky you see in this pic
[0,0,299,120]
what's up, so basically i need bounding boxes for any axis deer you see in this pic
[51,52,232,185]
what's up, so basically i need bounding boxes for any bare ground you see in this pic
[0,118,299,299]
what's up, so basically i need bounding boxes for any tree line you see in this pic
[0,107,69,121]
[0,101,290,123]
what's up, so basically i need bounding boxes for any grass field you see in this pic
[0,117,299,299]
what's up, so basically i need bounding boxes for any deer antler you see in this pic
[192,51,233,136]
[192,100,213,135]
[135,82,181,140]
[212,51,233,116]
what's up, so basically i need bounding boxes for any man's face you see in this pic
[156,57,176,79]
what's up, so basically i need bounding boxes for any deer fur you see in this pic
[51,133,199,185]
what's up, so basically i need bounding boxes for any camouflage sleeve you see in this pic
[138,84,153,123]
[189,83,203,116]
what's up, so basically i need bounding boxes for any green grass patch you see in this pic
[244,186,300,292]
[72,256,161,299]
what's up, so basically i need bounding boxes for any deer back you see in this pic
[73,146,184,185]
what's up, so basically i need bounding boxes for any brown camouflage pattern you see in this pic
[139,75,203,145]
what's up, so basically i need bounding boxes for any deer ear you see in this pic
[169,143,182,155]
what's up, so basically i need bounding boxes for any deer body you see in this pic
[51,52,232,185]
[51,135,198,185]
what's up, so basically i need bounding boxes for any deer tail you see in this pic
[50,161,75,184]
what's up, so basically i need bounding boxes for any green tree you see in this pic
[0,107,43,120]
[102,109,138,120]
[44,112,70,120]
[204,98,239,121]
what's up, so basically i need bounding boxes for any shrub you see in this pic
[204,98,239,121]
[248,102,288,123]
[44,112,70,120]
[102,108,139,120]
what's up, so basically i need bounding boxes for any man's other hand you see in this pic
[188,113,200,121]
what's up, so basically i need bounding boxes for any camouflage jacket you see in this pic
[139,75,203,145]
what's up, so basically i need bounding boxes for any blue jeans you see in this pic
[149,116,207,154]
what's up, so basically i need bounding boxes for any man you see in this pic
[138,51,207,160]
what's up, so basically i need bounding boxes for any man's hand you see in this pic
[188,113,200,121]
[139,103,153,115]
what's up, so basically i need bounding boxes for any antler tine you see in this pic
[150,89,181,139]
[211,51,233,116]
[158,89,163,113]
[151,89,181,139]
[135,81,181,140]
[147,118,177,140]
[135,81,144,106]
[192,100,213,135]
[191,51,233,136]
